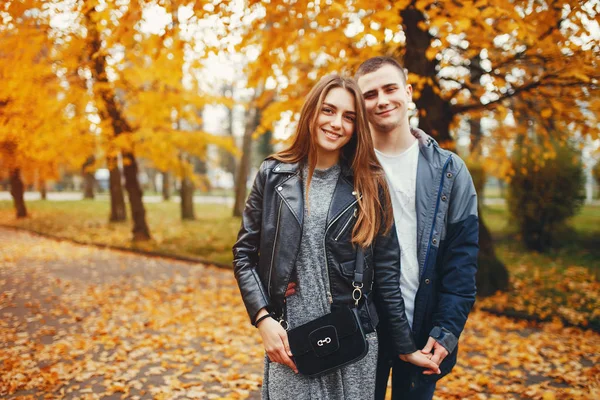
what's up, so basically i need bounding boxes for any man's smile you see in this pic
[376,107,398,117]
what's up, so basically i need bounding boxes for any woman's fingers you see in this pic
[260,320,298,373]
[284,282,297,297]
[281,331,293,357]
[279,331,298,373]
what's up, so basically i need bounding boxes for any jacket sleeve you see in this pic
[373,218,417,355]
[232,161,271,325]
[430,159,479,353]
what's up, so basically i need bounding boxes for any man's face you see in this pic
[357,64,413,134]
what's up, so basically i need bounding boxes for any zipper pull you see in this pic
[327,292,333,304]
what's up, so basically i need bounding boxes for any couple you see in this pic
[233,57,479,400]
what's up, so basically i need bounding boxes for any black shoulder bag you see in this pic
[286,248,369,377]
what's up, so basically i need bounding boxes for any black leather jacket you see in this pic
[233,159,417,355]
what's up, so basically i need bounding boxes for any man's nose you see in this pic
[377,93,389,108]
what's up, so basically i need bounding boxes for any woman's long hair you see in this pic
[271,75,393,248]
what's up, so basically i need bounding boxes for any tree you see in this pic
[508,138,585,251]
[232,86,274,217]
[0,0,92,218]
[593,161,600,193]
[82,2,150,239]
[227,0,599,295]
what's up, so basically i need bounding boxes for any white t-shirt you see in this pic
[375,140,420,328]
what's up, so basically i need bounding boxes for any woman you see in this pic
[233,75,438,399]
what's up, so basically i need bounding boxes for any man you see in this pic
[355,57,479,399]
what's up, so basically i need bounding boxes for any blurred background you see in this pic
[1,1,599,398]
[1,0,599,296]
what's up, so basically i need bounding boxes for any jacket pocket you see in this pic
[340,254,374,293]
[340,259,356,277]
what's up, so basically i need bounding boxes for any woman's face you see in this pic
[314,87,356,160]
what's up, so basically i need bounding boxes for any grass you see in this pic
[0,199,240,265]
[479,203,600,330]
[1,197,599,330]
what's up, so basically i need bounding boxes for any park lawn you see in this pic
[1,198,599,331]
[0,199,240,266]
[478,203,600,331]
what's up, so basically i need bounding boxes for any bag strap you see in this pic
[352,247,365,306]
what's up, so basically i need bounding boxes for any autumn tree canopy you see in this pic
[229,0,599,169]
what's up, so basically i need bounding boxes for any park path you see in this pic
[1,227,598,399]
[6,191,600,207]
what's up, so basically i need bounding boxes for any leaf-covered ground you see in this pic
[1,228,599,399]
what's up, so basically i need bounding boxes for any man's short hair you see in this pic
[355,56,408,84]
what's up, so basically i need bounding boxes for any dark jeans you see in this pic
[375,351,437,400]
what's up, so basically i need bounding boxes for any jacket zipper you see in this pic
[421,157,452,283]
[267,199,283,297]
[324,199,360,303]
[334,208,357,241]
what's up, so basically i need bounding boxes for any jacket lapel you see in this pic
[273,162,304,227]
[326,172,357,228]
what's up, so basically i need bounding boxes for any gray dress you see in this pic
[262,164,378,400]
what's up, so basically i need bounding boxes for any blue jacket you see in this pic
[381,128,479,386]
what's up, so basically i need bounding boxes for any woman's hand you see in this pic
[399,351,441,375]
[257,316,298,374]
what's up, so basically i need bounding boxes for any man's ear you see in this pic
[406,83,413,99]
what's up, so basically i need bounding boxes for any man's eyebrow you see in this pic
[363,83,399,95]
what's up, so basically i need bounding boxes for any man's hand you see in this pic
[285,282,297,297]
[420,336,449,375]
[399,351,440,375]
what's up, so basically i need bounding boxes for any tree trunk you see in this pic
[39,180,47,200]
[86,6,150,240]
[254,129,274,165]
[10,168,27,218]
[468,60,509,297]
[476,205,509,297]
[180,175,195,220]
[108,156,127,221]
[233,106,260,217]
[82,156,95,199]
[399,6,453,146]
[162,172,171,200]
[222,84,237,176]
[122,151,151,241]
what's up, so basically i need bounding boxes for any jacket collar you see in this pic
[271,158,357,228]
[271,158,354,180]
[411,127,451,169]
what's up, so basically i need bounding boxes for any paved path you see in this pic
[0,192,234,206]
[1,228,598,399]
[0,228,262,399]
[2,191,600,206]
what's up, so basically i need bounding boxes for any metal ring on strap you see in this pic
[279,319,289,331]
[352,282,363,306]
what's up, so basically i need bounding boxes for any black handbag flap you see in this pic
[308,325,339,357]
[288,307,358,356]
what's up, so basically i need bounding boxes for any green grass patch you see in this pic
[0,199,240,265]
